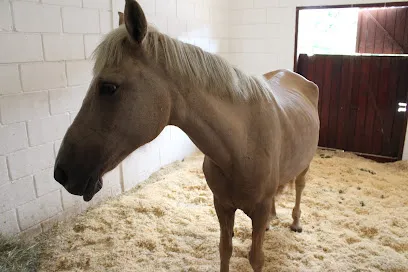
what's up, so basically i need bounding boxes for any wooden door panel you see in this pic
[357,7,408,54]
[297,54,408,161]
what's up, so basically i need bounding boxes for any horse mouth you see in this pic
[83,177,103,202]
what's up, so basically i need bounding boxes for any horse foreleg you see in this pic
[214,196,236,272]
[249,198,271,272]
[265,196,276,231]
[290,166,309,233]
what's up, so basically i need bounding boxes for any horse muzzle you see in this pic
[54,164,103,202]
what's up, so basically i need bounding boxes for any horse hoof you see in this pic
[290,225,302,233]
[266,225,271,231]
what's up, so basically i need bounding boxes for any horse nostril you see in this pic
[54,165,68,185]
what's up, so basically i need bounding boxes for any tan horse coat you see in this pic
[54,1,320,271]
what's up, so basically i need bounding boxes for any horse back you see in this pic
[263,69,319,109]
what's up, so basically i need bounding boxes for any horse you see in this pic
[118,11,124,26]
[53,0,320,271]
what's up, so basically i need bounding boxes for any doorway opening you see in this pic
[294,3,408,162]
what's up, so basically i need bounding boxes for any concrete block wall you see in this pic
[227,0,408,75]
[0,0,229,236]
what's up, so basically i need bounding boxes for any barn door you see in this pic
[297,54,408,162]
[356,7,408,54]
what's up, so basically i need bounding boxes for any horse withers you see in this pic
[54,1,320,271]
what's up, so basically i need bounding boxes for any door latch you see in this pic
[398,102,407,113]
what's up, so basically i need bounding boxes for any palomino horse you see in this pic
[54,0,320,271]
[118,11,124,26]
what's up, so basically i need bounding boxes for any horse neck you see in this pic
[168,86,247,173]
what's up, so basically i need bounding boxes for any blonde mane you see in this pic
[93,24,273,101]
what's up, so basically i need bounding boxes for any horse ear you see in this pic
[124,0,147,44]
[118,11,124,26]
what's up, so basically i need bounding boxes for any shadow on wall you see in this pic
[122,126,198,192]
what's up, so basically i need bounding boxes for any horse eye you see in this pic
[100,83,118,96]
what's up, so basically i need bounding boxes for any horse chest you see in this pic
[206,176,264,210]
[203,157,269,209]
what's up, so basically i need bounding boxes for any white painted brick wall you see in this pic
[103,167,121,189]
[0,0,150,237]
[34,168,62,197]
[167,19,188,37]
[209,23,229,38]
[230,39,277,53]
[49,86,87,115]
[156,127,173,166]
[253,0,279,8]
[267,7,296,24]
[0,176,36,214]
[20,62,67,92]
[148,15,168,32]
[156,0,177,17]
[115,0,125,12]
[84,35,102,59]
[230,9,267,25]
[27,114,70,146]
[177,0,195,20]
[43,34,85,61]
[0,123,29,155]
[211,8,229,24]
[0,65,22,95]
[230,0,253,10]
[0,210,19,236]
[122,142,161,191]
[138,0,156,14]
[195,3,210,21]
[54,140,62,157]
[187,21,211,37]
[100,11,114,33]
[0,156,9,187]
[0,1,13,32]
[66,61,93,85]
[0,33,43,63]
[0,92,49,124]
[12,2,61,33]
[42,0,82,7]
[8,143,54,179]
[230,24,279,39]
[17,190,63,230]
[104,167,122,196]
[83,0,112,10]
[62,7,100,34]
[209,39,229,53]
[61,188,82,210]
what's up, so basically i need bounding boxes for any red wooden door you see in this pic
[297,54,408,161]
[356,7,408,54]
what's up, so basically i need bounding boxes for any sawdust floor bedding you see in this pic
[38,150,408,272]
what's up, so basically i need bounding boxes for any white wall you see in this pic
[0,0,229,236]
[227,0,408,160]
